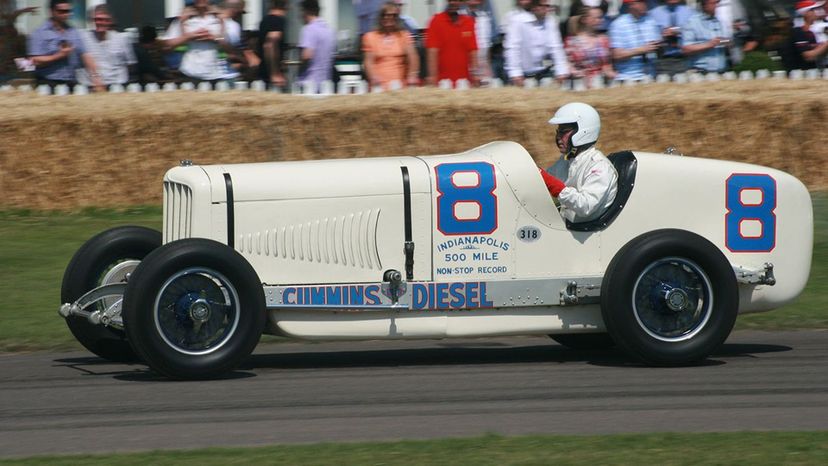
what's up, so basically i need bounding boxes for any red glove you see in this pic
[539,168,566,197]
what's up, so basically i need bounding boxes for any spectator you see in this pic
[502,0,532,35]
[298,0,335,91]
[808,5,828,44]
[28,0,103,91]
[163,0,234,83]
[681,0,728,74]
[258,0,288,88]
[0,1,37,82]
[565,0,609,36]
[356,0,384,36]
[393,0,419,34]
[565,7,615,86]
[649,0,693,76]
[77,5,136,87]
[362,1,419,89]
[785,1,828,71]
[608,0,661,81]
[394,0,425,81]
[133,25,170,84]
[539,102,618,224]
[425,0,478,86]
[162,15,185,72]
[494,0,532,81]
[466,0,493,81]
[715,0,747,64]
[504,0,570,86]
[222,0,260,80]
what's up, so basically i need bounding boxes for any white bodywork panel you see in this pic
[272,307,605,340]
[162,141,813,340]
[195,157,433,284]
[598,152,812,313]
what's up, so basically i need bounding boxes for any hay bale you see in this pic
[0,81,824,210]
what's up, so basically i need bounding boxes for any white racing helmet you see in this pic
[548,102,601,147]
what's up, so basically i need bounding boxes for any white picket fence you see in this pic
[2,68,826,96]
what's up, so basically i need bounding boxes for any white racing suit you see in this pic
[546,146,619,223]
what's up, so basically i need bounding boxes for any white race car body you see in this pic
[161,142,813,341]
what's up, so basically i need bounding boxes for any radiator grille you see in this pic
[163,181,193,243]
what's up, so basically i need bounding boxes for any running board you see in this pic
[263,277,603,312]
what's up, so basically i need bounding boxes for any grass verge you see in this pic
[0,194,824,352]
[0,207,161,352]
[2,432,827,465]
[738,192,827,329]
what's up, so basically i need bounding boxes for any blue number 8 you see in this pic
[725,174,776,252]
[435,162,498,235]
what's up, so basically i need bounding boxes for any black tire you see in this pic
[122,238,266,379]
[601,229,738,366]
[61,226,162,363]
[550,333,616,350]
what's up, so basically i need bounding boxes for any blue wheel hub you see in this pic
[174,292,204,327]
[154,269,240,355]
[650,282,690,314]
[633,257,713,342]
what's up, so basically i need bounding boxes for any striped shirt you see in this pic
[681,12,727,73]
[608,13,660,80]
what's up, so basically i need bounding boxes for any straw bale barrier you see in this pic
[0,80,825,210]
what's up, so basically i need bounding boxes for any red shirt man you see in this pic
[425,0,478,85]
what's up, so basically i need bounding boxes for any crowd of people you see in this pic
[1,0,827,92]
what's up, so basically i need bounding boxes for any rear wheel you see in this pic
[601,229,738,365]
[60,226,161,362]
[123,238,266,379]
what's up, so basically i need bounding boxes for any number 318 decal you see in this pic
[725,174,776,252]
[435,162,498,235]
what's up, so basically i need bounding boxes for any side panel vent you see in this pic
[238,208,382,271]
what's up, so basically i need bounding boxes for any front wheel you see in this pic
[60,226,161,362]
[122,238,266,379]
[601,229,738,366]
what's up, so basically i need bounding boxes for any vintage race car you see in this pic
[59,142,813,379]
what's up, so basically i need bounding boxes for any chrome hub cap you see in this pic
[190,299,210,322]
[189,299,211,322]
[665,288,690,312]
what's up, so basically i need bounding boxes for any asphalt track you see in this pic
[1,330,827,458]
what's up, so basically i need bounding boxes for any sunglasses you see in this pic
[382,13,399,18]
[556,125,576,136]
[56,8,72,13]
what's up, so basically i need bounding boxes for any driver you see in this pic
[539,102,618,223]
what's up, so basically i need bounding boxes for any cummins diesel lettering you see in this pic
[280,282,494,310]
[283,285,382,306]
[411,282,493,310]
